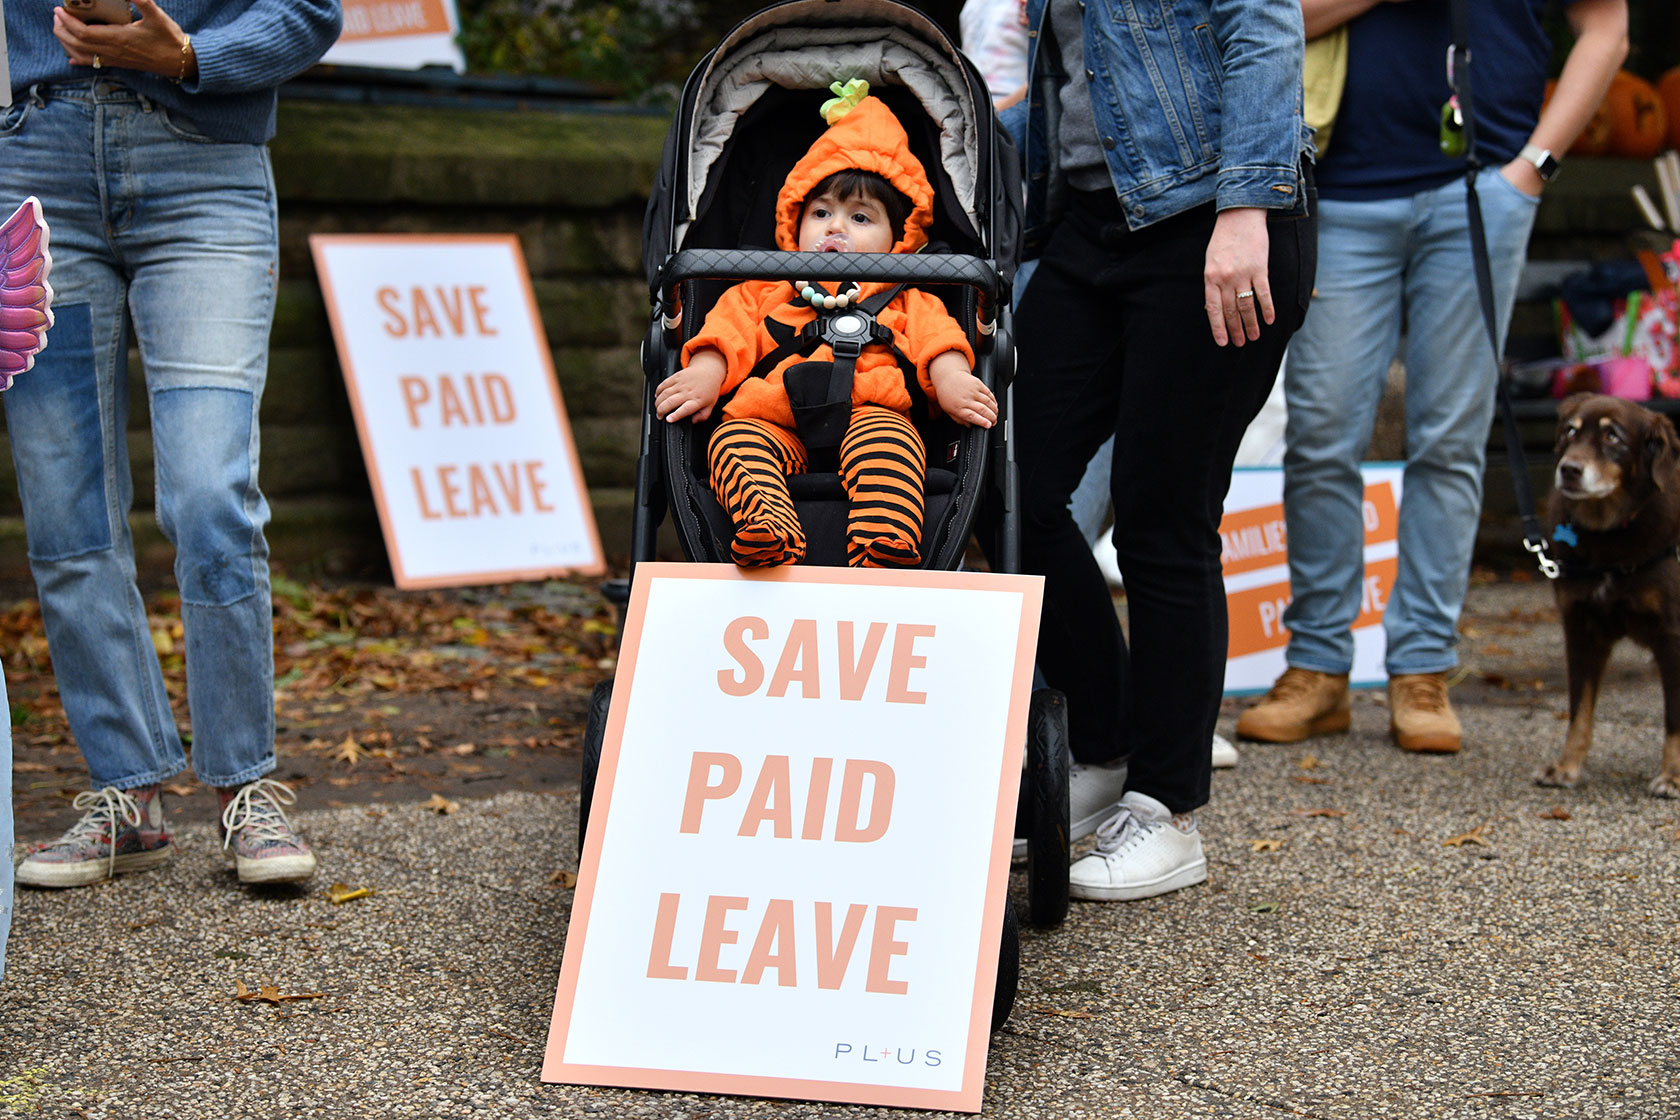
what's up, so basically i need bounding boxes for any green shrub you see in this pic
[455,0,706,102]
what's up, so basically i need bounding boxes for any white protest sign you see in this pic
[1221,464,1404,694]
[310,234,603,588]
[544,563,1043,1112]
[320,0,465,71]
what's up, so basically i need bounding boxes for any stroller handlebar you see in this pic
[657,248,1004,324]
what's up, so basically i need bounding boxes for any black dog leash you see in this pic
[1447,0,1560,580]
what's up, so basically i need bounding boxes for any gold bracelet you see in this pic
[171,35,192,84]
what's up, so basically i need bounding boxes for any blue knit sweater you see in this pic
[5,0,342,143]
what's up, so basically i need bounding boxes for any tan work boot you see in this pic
[1235,667,1351,743]
[1388,672,1462,753]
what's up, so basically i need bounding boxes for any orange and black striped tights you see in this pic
[708,405,926,568]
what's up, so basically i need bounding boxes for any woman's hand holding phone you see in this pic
[54,0,196,83]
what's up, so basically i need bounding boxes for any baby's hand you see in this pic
[929,352,997,429]
[656,349,727,423]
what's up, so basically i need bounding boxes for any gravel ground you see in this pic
[3,579,1677,1119]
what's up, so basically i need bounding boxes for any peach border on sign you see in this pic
[309,233,606,589]
[542,563,1045,1113]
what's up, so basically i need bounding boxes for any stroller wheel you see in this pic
[576,680,614,856]
[991,894,1019,1032]
[1025,687,1071,928]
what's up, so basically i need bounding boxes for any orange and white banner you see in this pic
[544,564,1043,1112]
[1221,466,1404,693]
[321,0,464,71]
[310,234,603,587]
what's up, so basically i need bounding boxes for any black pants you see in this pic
[1014,190,1316,814]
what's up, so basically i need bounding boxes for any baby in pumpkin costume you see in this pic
[655,81,997,568]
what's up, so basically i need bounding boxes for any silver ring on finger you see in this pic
[1236,290,1255,300]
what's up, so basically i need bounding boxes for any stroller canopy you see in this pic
[644,0,1019,288]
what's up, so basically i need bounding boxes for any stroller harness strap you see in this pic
[734,282,928,452]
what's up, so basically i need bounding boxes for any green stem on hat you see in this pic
[821,78,871,125]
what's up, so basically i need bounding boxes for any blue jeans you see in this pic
[1281,169,1538,675]
[2,665,11,982]
[0,82,279,789]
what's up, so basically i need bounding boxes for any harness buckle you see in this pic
[818,309,874,359]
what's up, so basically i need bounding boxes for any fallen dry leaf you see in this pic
[1292,808,1346,819]
[421,793,460,815]
[334,735,366,766]
[328,883,375,905]
[1537,806,1571,821]
[1293,775,1331,785]
[1250,838,1285,852]
[548,869,578,889]
[1031,1007,1096,1019]
[163,782,195,798]
[234,978,325,1004]
[447,742,477,755]
[1298,754,1322,770]
[1444,824,1490,847]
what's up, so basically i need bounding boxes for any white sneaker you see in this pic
[1092,530,1124,588]
[1070,758,1129,842]
[1069,790,1207,901]
[1211,734,1239,769]
[1012,757,1129,860]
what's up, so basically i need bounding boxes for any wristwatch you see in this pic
[1519,144,1561,183]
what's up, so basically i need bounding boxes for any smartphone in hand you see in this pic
[62,0,135,25]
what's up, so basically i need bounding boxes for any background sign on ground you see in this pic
[321,0,465,71]
[544,564,1044,1113]
[310,234,602,588]
[1222,464,1404,694]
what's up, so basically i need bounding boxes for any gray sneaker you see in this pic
[218,779,317,885]
[16,785,174,889]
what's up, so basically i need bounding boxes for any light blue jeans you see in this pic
[2,665,11,982]
[1281,169,1538,675]
[0,82,278,789]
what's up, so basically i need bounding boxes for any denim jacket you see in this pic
[1003,0,1312,254]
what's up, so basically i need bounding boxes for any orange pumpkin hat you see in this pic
[774,80,935,256]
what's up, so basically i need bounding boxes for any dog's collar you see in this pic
[1552,522,1680,579]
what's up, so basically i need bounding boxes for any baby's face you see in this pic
[798,191,894,255]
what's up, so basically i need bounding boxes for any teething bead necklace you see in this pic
[793,280,859,311]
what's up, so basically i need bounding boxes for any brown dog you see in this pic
[1541,393,1680,798]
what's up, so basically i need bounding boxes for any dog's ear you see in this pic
[1644,413,1680,489]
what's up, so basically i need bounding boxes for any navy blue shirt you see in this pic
[1317,0,1555,200]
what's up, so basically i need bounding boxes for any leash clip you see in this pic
[1524,537,1560,580]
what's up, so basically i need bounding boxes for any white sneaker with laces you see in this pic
[1211,734,1239,769]
[1069,790,1207,901]
[1069,758,1129,842]
[1012,756,1129,860]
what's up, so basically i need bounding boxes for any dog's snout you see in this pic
[1558,461,1584,486]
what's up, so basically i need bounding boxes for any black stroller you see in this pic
[575,0,1070,1031]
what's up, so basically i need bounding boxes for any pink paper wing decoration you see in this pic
[0,196,56,391]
